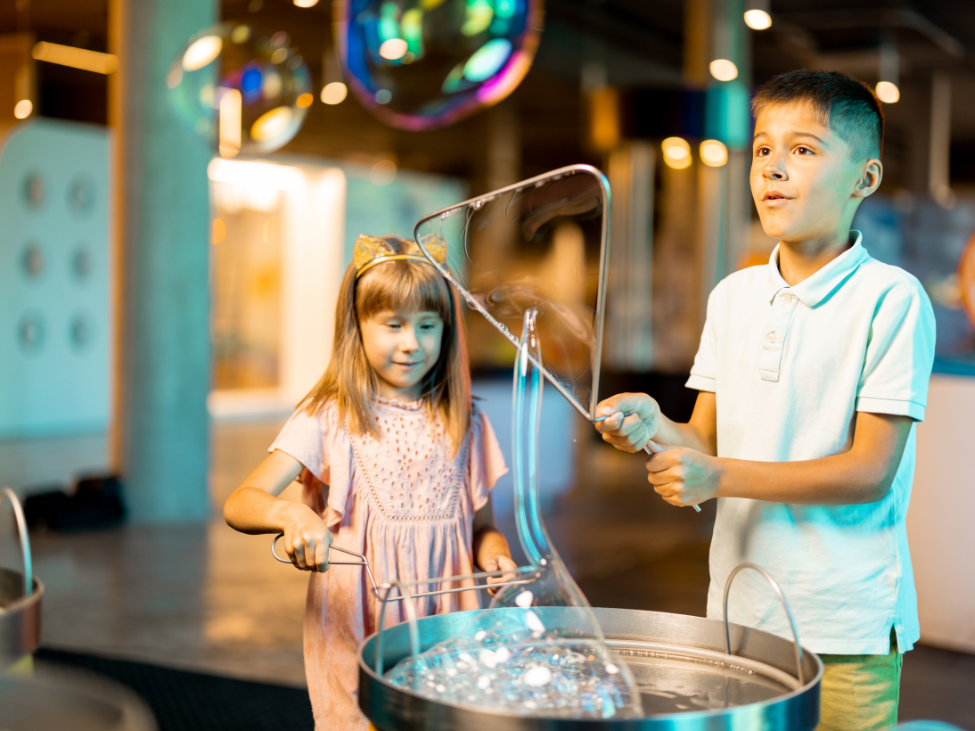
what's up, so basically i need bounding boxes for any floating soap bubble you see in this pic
[338,0,543,130]
[168,23,312,156]
[386,310,642,719]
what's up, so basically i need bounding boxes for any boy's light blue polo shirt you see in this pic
[687,232,936,655]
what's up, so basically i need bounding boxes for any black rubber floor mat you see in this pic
[34,647,314,731]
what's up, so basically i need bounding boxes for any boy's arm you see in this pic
[595,391,718,455]
[648,411,913,507]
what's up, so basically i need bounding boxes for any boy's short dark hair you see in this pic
[752,70,884,161]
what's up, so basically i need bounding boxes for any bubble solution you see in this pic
[386,601,638,719]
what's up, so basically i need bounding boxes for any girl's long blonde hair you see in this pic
[300,237,471,456]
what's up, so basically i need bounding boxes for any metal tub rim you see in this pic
[358,606,823,729]
[0,568,44,660]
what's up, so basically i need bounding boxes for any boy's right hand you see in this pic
[280,503,332,572]
[594,393,661,453]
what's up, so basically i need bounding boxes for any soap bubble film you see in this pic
[338,0,543,130]
[415,168,610,418]
[168,24,312,155]
[385,310,642,719]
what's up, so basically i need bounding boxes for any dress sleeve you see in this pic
[686,284,720,392]
[856,281,936,422]
[268,404,353,525]
[468,406,509,512]
[269,407,332,484]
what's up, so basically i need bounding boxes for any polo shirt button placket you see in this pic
[759,289,797,382]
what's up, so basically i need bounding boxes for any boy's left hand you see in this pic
[646,447,722,507]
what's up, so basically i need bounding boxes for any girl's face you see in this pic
[359,309,444,401]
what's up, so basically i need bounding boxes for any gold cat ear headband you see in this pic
[353,233,447,279]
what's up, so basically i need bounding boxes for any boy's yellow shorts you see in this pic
[817,632,903,731]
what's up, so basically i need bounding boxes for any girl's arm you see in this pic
[472,494,517,587]
[224,449,331,572]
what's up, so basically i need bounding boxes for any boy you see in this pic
[595,70,935,730]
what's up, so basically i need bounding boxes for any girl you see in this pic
[224,234,516,731]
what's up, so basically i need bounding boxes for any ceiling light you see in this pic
[875,81,900,104]
[744,9,772,30]
[13,99,32,119]
[700,139,729,167]
[709,59,738,82]
[32,42,119,74]
[181,35,222,72]
[294,0,319,6]
[379,38,408,61]
[321,82,348,105]
[662,137,692,170]
[250,106,294,142]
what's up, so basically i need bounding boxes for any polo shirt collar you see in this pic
[766,231,868,307]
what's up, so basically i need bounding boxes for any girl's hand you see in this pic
[483,555,519,596]
[594,393,661,453]
[646,447,722,507]
[280,503,332,572]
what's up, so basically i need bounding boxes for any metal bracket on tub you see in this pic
[722,562,804,686]
[0,487,32,597]
[372,566,543,677]
[271,532,538,602]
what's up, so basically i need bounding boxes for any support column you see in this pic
[109,0,216,521]
[929,71,953,207]
[605,142,654,371]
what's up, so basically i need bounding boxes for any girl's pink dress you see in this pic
[269,397,508,731]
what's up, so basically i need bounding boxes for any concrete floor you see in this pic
[5,418,975,727]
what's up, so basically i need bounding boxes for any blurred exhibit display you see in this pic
[168,24,312,157]
[338,0,543,130]
[207,156,466,419]
[0,120,110,439]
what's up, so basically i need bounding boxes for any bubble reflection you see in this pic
[168,23,312,155]
[338,0,543,130]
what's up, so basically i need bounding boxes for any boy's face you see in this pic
[751,101,880,245]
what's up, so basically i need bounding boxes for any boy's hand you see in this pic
[594,393,661,452]
[280,503,332,572]
[646,447,721,507]
[484,555,519,595]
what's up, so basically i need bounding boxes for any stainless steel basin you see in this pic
[358,606,823,730]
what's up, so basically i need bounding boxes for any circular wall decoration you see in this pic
[72,246,91,281]
[68,175,96,217]
[17,311,45,354]
[21,243,44,279]
[70,313,92,350]
[22,172,44,209]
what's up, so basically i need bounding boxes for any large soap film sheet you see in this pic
[414,165,611,420]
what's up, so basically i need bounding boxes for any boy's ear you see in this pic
[853,159,883,199]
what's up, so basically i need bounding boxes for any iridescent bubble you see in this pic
[168,23,312,156]
[338,0,543,130]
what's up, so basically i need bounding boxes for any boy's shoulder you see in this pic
[711,262,768,300]
[854,253,927,302]
[712,248,929,308]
